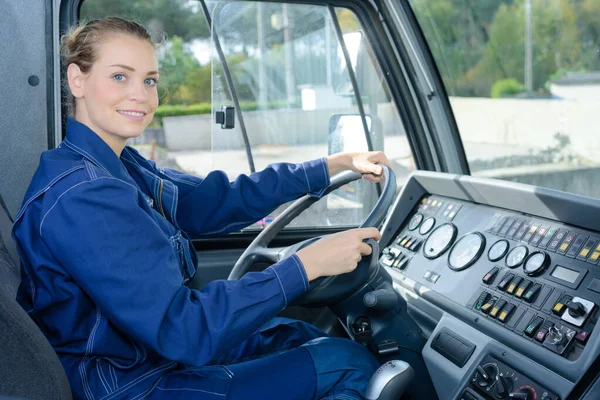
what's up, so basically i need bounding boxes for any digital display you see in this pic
[551,265,580,284]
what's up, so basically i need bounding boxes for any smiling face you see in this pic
[67,34,159,155]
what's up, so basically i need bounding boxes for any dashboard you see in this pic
[378,171,600,400]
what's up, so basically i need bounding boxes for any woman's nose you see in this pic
[129,81,148,103]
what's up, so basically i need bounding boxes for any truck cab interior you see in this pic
[2,0,600,399]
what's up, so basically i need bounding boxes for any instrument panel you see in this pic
[379,172,600,399]
[384,194,599,360]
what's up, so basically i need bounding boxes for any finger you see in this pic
[359,242,373,256]
[370,151,391,168]
[368,163,384,175]
[356,227,381,240]
[362,174,383,183]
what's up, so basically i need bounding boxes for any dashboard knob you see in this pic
[566,300,586,318]
[547,325,564,344]
[495,375,513,399]
[476,365,496,387]
[509,388,534,400]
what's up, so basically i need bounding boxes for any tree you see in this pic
[410,0,512,96]
[80,0,209,42]
[411,0,593,97]
[459,0,581,96]
[158,36,206,105]
[578,0,600,70]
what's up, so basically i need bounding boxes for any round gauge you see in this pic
[423,223,457,259]
[523,251,550,276]
[419,217,436,235]
[448,232,486,271]
[505,245,529,268]
[488,239,509,262]
[408,213,424,231]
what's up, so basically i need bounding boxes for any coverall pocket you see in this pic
[169,231,196,283]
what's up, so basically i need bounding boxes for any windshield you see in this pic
[410,0,600,200]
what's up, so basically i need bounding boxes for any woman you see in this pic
[13,17,391,399]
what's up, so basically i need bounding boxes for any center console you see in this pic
[378,171,600,400]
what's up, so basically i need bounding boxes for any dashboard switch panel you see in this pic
[467,356,559,399]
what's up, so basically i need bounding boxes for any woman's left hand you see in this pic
[326,151,391,183]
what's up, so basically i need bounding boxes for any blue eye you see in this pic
[113,74,126,82]
[145,77,158,87]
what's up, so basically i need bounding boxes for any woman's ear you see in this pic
[67,63,85,98]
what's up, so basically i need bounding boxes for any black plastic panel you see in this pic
[430,327,476,367]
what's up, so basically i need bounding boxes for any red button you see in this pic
[535,329,547,342]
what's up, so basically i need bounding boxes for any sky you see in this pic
[191,39,212,65]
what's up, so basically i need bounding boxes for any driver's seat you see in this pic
[0,193,73,400]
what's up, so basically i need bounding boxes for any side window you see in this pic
[80,1,413,230]
[410,0,600,200]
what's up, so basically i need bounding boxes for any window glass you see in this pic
[80,1,413,230]
[410,0,600,199]
[207,2,411,228]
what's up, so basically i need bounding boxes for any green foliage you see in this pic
[412,0,600,97]
[80,0,209,41]
[151,100,291,126]
[153,103,212,121]
[157,36,205,105]
[491,78,525,98]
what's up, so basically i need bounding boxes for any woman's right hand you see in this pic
[296,227,381,281]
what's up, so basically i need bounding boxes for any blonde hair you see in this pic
[60,17,157,115]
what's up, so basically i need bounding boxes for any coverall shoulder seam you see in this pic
[63,138,110,175]
[13,164,85,223]
[38,176,140,238]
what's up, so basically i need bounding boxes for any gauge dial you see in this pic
[506,245,529,268]
[488,239,509,262]
[523,251,550,276]
[408,213,423,231]
[423,223,457,259]
[448,232,486,271]
[419,217,436,235]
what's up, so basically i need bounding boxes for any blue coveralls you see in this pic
[12,118,379,400]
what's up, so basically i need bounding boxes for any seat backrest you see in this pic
[0,193,19,296]
[0,194,73,400]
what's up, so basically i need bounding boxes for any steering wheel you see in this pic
[228,164,397,306]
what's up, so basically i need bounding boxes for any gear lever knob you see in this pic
[365,360,414,400]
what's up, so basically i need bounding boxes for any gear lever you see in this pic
[365,360,414,400]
